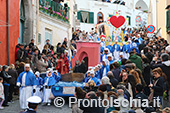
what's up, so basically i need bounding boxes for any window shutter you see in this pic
[166,10,170,33]
[109,15,113,18]
[89,12,94,24]
[77,11,81,20]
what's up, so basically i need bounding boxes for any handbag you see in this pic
[148,79,159,102]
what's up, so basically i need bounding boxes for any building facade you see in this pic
[75,0,150,33]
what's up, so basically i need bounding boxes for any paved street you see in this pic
[1,98,72,113]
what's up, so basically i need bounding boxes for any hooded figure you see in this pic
[100,59,110,79]
[107,54,114,65]
[43,71,56,105]
[16,64,37,109]
[112,41,121,60]
[106,42,113,53]
[101,48,110,62]
[88,70,101,86]
[33,71,43,100]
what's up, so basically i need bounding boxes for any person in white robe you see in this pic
[43,71,56,105]
[16,64,37,110]
[33,71,43,100]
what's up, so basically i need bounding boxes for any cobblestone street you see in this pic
[1,98,72,113]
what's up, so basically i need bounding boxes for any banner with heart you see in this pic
[110,16,126,28]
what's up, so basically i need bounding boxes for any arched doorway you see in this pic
[19,0,33,44]
[135,0,148,11]
[97,12,104,24]
[83,57,88,72]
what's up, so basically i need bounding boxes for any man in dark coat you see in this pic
[107,71,118,88]
[17,44,25,62]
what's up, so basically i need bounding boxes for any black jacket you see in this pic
[152,77,164,97]
[17,48,24,62]
[109,77,119,88]
[8,69,18,85]
[0,71,11,84]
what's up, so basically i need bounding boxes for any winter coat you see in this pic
[37,60,48,73]
[129,54,143,71]
[17,48,24,62]
[8,69,18,85]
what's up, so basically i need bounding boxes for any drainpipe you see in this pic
[7,0,9,65]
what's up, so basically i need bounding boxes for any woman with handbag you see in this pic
[148,67,165,105]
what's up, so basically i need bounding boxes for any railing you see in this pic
[39,0,69,23]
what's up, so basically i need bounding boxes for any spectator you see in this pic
[16,44,25,62]
[7,64,18,103]
[0,77,4,109]
[107,71,118,88]
[0,65,11,106]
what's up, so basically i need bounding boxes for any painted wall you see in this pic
[38,13,70,51]
[0,0,20,65]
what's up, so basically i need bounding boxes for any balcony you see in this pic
[39,0,69,23]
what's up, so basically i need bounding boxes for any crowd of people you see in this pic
[0,26,170,113]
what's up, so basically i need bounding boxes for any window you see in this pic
[38,33,41,44]
[166,10,170,33]
[97,12,104,24]
[45,29,52,44]
[77,11,94,24]
[126,16,131,26]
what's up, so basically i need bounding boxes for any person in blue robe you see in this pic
[101,48,110,62]
[94,66,100,79]
[88,70,101,86]
[130,43,139,53]
[16,64,37,109]
[43,71,56,105]
[33,71,43,100]
[107,54,114,66]
[84,71,91,83]
[137,34,143,44]
[106,42,113,53]
[101,37,106,48]
[112,41,121,60]
[100,59,110,79]
[121,42,127,58]
[52,70,61,83]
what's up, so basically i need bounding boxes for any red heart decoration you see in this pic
[110,16,125,28]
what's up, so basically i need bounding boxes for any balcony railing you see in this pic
[39,0,69,23]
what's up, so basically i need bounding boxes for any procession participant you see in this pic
[17,64,37,109]
[125,40,131,59]
[20,96,42,113]
[121,41,127,58]
[101,48,110,62]
[112,41,121,60]
[94,66,100,79]
[43,71,56,106]
[106,42,113,53]
[84,71,91,83]
[100,59,110,79]
[56,53,69,74]
[52,70,61,83]
[101,37,106,48]
[88,70,101,86]
[107,54,114,65]
[137,34,143,45]
[33,72,43,100]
